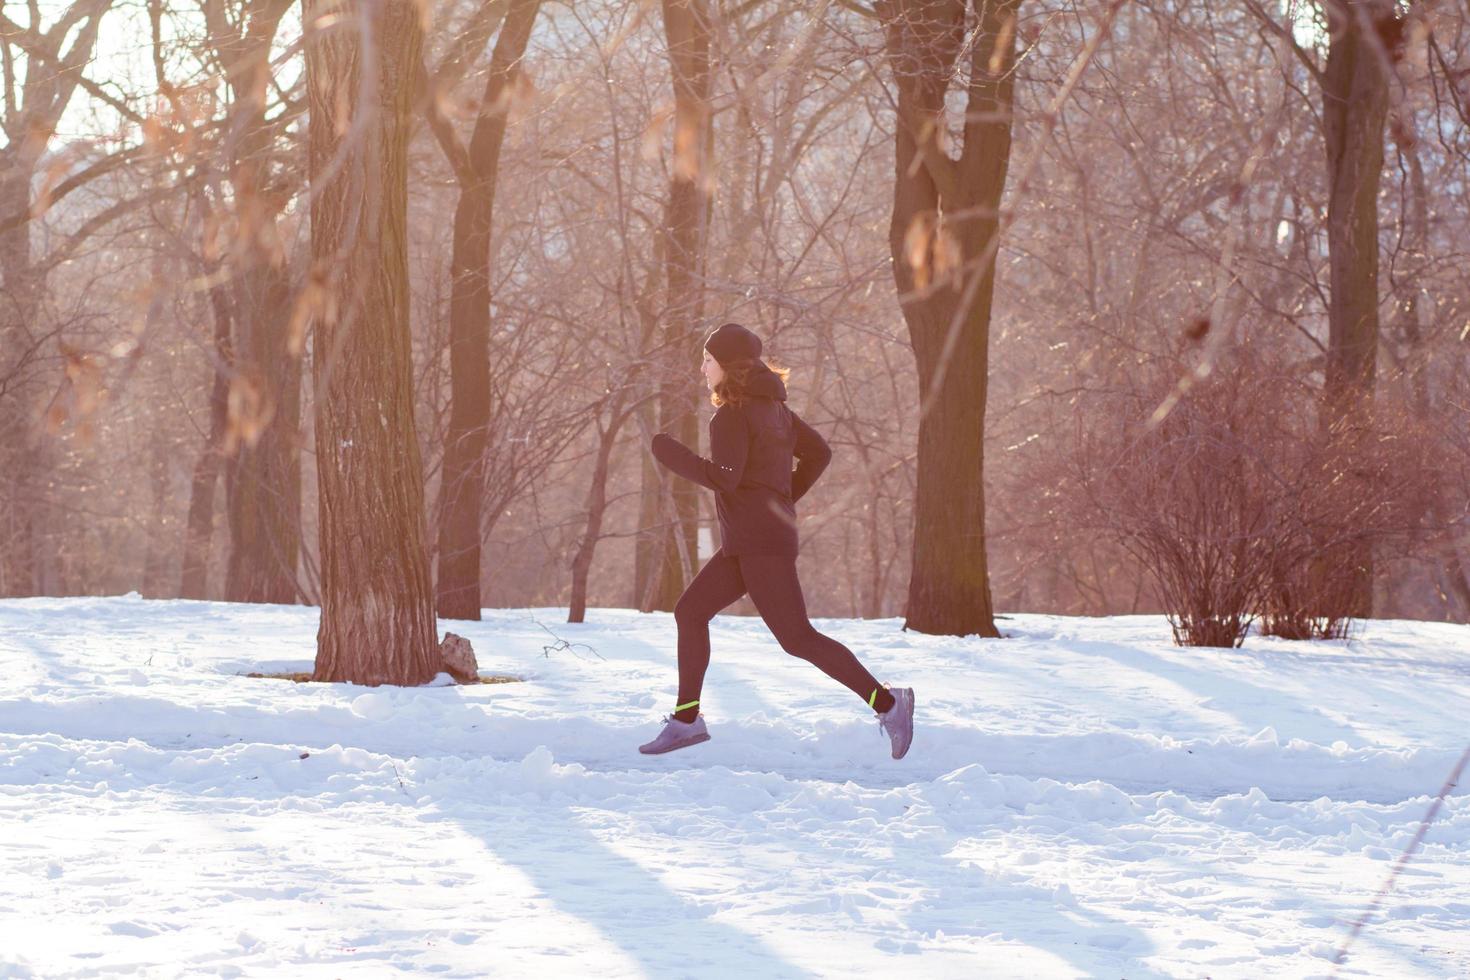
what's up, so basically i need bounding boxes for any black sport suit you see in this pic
[650,364,885,716]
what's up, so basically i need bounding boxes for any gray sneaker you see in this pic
[876,687,914,759]
[638,714,711,755]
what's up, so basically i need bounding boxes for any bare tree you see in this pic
[0,0,113,596]
[8,0,1466,630]
[200,0,308,605]
[874,0,1021,637]
[1239,0,1403,616]
[305,0,439,684]
[178,188,237,599]
[1316,0,1397,616]
[425,0,543,621]
[636,0,715,613]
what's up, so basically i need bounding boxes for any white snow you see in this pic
[1,594,1467,978]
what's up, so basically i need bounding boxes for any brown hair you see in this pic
[710,356,790,408]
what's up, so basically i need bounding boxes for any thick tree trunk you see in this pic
[435,0,542,622]
[878,0,1017,637]
[901,270,1001,637]
[435,180,494,621]
[306,0,439,686]
[1319,0,1391,618]
[1322,3,1388,410]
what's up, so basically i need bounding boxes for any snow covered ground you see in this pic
[1,594,1467,978]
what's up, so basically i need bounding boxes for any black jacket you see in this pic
[650,365,831,556]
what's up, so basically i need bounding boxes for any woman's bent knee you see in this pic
[674,600,712,626]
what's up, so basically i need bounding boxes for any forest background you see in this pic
[2,0,1467,658]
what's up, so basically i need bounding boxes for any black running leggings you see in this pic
[673,548,885,716]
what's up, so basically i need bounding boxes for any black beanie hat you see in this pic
[703,322,762,366]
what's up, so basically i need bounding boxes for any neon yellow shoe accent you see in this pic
[868,688,878,708]
[675,700,699,712]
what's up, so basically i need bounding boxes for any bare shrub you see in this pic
[1258,397,1442,640]
[1070,346,1439,648]
[1070,354,1276,646]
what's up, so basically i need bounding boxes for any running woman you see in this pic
[639,322,915,759]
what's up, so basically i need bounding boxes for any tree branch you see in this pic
[1240,0,1326,87]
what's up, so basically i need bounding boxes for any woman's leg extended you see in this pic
[672,549,747,722]
[738,554,894,712]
